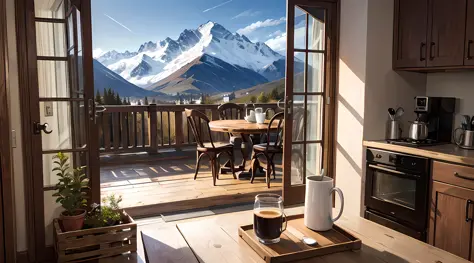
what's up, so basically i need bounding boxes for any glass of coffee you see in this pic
[254,194,287,244]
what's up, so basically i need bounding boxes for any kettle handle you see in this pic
[454,128,465,146]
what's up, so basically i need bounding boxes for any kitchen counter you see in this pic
[363,140,474,166]
[140,206,469,262]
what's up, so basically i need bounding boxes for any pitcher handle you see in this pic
[453,128,464,146]
[331,187,344,222]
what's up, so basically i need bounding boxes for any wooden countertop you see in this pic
[363,140,474,166]
[141,206,468,263]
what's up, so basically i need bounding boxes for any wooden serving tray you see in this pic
[238,214,361,263]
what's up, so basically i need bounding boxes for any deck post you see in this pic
[174,110,184,149]
[148,104,158,154]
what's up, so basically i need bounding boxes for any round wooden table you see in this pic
[209,119,280,179]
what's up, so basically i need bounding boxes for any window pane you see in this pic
[40,101,86,151]
[307,53,324,93]
[43,151,87,186]
[36,22,67,57]
[306,95,323,141]
[35,0,65,19]
[306,143,323,177]
[38,60,71,98]
[291,144,304,185]
[76,9,82,52]
[292,95,305,142]
[308,8,326,51]
[293,52,305,93]
[294,6,306,49]
[68,14,74,48]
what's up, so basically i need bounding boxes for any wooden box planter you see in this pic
[53,210,137,262]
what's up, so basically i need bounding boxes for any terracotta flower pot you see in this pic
[60,209,86,232]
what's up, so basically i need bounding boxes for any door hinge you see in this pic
[327,96,331,105]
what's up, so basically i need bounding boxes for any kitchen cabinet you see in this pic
[429,181,473,260]
[429,161,474,261]
[426,0,466,67]
[466,0,474,66]
[393,0,474,71]
[393,0,428,68]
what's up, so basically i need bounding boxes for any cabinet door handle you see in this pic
[420,42,426,61]
[467,40,473,60]
[466,199,473,222]
[429,42,436,60]
[454,172,474,181]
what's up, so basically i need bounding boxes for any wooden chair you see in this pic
[250,112,284,188]
[185,109,236,186]
[217,103,245,161]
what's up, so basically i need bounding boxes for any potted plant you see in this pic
[52,152,89,231]
[84,194,124,228]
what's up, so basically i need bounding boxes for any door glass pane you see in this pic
[38,60,70,98]
[35,0,65,19]
[306,143,322,177]
[42,151,88,186]
[68,14,74,48]
[306,95,323,141]
[40,101,86,151]
[294,52,305,93]
[307,53,324,93]
[373,170,416,209]
[36,22,67,57]
[292,95,305,142]
[307,8,326,51]
[294,6,306,49]
[291,144,304,185]
[77,9,82,52]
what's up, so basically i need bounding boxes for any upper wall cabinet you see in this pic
[393,0,473,71]
[393,0,428,68]
[466,0,474,66]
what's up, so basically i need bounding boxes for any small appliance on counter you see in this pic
[453,115,474,150]
[387,96,456,147]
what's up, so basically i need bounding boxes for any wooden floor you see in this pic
[100,151,282,213]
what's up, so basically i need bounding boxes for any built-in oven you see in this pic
[365,148,430,241]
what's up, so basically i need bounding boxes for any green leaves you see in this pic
[51,152,89,215]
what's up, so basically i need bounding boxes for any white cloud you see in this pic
[265,26,306,53]
[231,9,261,20]
[268,30,283,38]
[203,0,233,13]
[93,48,105,58]
[236,17,286,35]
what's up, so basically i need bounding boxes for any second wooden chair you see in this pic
[185,109,236,186]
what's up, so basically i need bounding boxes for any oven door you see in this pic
[365,163,428,230]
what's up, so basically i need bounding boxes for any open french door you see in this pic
[283,0,338,205]
[19,0,98,260]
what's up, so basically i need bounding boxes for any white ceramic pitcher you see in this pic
[304,176,344,231]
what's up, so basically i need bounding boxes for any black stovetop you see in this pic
[386,138,448,147]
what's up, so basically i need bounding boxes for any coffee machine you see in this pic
[414,96,456,142]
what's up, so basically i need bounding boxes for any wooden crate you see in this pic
[53,210,137,262]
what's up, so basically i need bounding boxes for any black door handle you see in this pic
[466,199,473,222]
[429,42,436,60]
[420,42,426,61]
[33,122,53,135]
[467,40,473,60]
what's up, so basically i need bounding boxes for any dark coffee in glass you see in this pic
[254,194,286,244]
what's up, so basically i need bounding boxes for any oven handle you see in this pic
[368,164,420,179]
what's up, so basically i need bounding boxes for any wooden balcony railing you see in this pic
[97,103,279,154]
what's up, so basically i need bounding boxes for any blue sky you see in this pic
[91,0,287,55]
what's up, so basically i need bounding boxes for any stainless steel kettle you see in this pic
[408,121,428,141]
[453,128,474,150]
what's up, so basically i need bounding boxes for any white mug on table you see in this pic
[304,176,344,231]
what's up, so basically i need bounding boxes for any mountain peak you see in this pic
[138,41,157,53]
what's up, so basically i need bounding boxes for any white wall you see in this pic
[6,0,28,252]
[335,0,427,217]
[426,72,474,129]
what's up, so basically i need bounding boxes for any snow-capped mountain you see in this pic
[96,21,296,95]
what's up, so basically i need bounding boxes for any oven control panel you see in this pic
[366,148,429,173]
